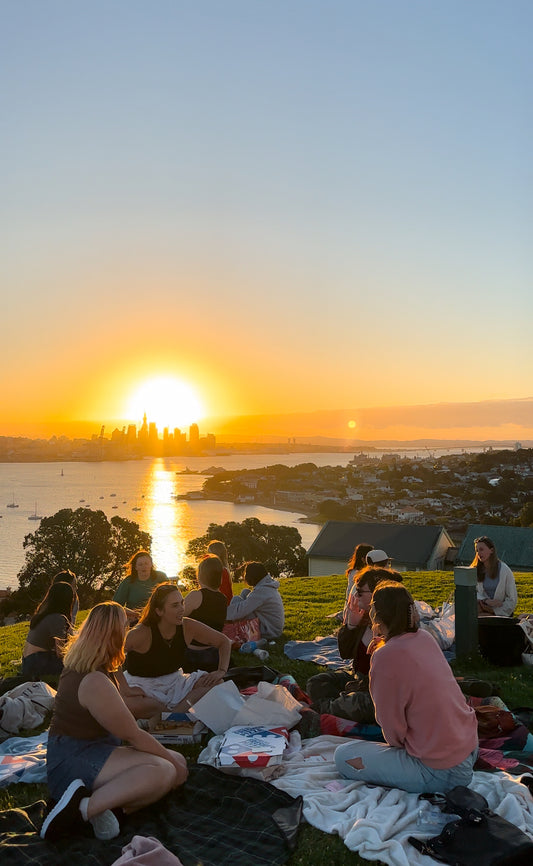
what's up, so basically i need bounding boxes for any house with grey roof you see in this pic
[307,521,455,576]
[457,525,533,571]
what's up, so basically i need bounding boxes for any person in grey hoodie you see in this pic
[226,562,284,639]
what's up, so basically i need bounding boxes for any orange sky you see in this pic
[3,5,532,444]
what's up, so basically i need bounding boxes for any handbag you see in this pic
[408,786,533,865]
[222,617,262,648]
[224,665,280,689]
[475,705,517,738]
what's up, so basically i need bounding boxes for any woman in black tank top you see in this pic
[124,583,232,710]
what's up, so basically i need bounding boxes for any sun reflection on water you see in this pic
[145,460,186,579]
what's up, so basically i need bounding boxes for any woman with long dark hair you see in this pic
[471,536,517,617]
[307,567,402,721]
[22,582,74,679]
[41,601,187,842]
[113,550,167,622]
[344,543,374,615]
[124,583,231,710]
[335,582,478,793]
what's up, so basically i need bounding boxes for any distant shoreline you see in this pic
[0,440,528,464]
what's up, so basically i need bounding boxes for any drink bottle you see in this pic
[240,638,267,654]
[253,648,269,661]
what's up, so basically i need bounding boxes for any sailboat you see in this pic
[7,493,19,508]
[28,503,43,521]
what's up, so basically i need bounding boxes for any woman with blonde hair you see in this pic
[41,602,187,843]
[206,539,233,603]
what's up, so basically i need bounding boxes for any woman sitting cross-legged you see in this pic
[335,582,478,793]
[124,582,232,710]
[41,602,188,842]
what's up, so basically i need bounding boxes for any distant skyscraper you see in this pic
[189,423,199,446]
[138,412,149,444]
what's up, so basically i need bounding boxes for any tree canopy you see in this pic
[186,517,307,577]
[12,507,151,613]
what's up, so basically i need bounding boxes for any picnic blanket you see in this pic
[467,695,533,774]
[284,604,454,670]
[0,732,48,786]
[283,636,345,669]
[0,764,303,866]
[269,735,533,866]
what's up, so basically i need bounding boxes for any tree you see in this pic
[13,507,151,612]
[518,502,533,527]
[186,517,307,577]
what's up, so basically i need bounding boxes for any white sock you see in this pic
[79,796,90,822]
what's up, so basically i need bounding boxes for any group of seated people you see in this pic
[329,538,517,792]
[29,542,285,841]
[22,534,520,842]
[21,542,285,686]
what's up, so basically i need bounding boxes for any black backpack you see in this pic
[478,617,527,667]
[409,786,533,865]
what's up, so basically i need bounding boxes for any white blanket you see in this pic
[123,669,207,708]
[268,736,533,866]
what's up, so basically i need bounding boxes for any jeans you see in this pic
[21,651,63,679]
[334,740,478,794]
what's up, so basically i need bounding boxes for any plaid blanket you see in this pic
[0,765,303,866]
[467,695,533,773]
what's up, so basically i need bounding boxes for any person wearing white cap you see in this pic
[366,549,390,567]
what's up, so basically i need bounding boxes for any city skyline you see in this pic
[3,2,532,440]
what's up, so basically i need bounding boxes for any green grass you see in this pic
[1,572,533,865]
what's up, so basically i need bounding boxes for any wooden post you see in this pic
[454,566,478,657]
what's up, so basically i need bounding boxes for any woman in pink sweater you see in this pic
[335,582,478,793]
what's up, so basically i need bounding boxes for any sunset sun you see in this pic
[124,377,205,430]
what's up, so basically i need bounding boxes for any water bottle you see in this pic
[416,802,458,834]
[240,640,257,654]
[240,639,267,654]
[253,648,269,661]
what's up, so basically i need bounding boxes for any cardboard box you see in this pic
[216,725,289,769]
[147,712,207,744]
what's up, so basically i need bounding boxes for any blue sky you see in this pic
[2,1,532,438]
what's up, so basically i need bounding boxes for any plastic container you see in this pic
[416,802,459,834]
[253,648,269,661]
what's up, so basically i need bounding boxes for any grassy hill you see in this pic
[1,571,533,865]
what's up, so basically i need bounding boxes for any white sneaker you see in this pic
[89,808,120,840]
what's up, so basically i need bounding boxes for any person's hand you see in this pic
[366,636,385,656]
[164,749,189,785]
[196,670,226,688]
[480,598,498,612]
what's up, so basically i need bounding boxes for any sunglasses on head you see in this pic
[474,536,493,546]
